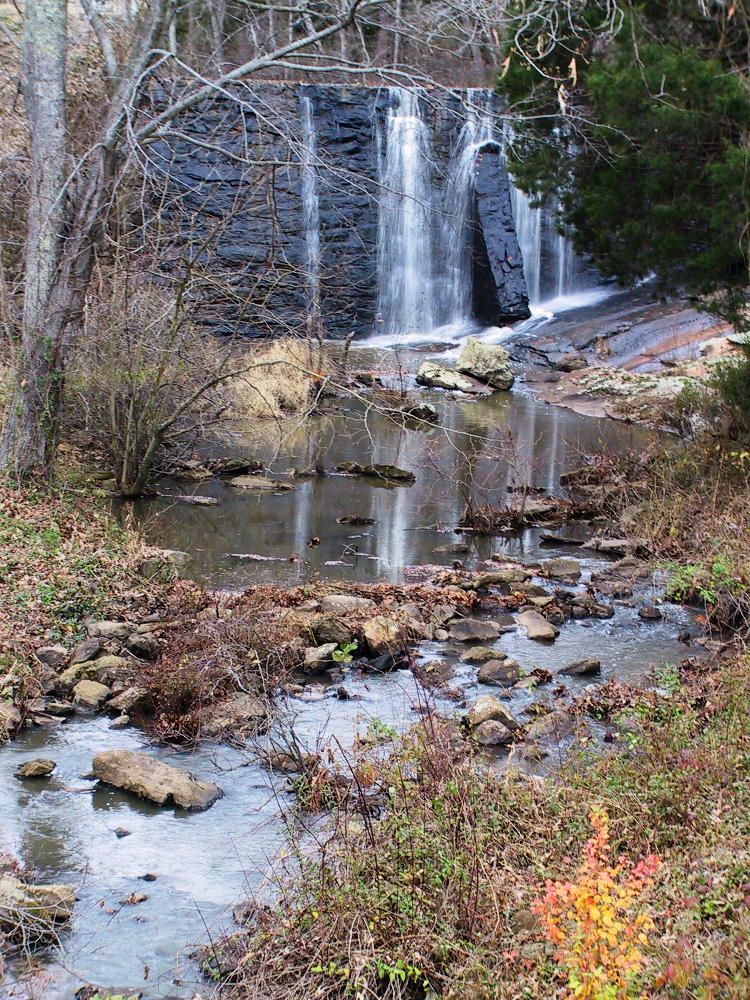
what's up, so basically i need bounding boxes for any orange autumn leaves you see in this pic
[534,810,662,1000]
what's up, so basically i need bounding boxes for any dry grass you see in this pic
[229,339,332,422]
[564,441,750,630]
[208,651,750,1000]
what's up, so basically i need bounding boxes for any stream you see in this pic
[0,338,696,1000]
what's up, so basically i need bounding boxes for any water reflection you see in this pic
[134,383,648,589]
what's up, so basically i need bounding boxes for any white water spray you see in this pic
[299,90,321,332]
[376,88,435,337]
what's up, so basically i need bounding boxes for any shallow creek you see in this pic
[0,345,696,1000]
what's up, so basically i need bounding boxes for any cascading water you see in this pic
[299,90,321,333]
[437,91,495,327]
[509,186,579,305]
[376,88,435,336]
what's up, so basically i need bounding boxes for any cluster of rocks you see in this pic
[26,619,164,733]
[416,338,515,395]
[0,854,75,945]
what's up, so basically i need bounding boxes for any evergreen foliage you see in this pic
[499,0,750,318]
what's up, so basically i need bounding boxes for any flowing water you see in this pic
[299,88,321,335]
[376,89,436,336]
[0,88,675,1000]
[0,355,696,1000]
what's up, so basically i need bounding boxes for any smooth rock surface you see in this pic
[73,680,112,708]
[473,719,515,746]
[415,362,490,395]
[467,694,523,731]
[362,616,401,656]
[320,594,376,614]
[448,619,503,642]
[0,875,75,938]
[517,610,559,641]
[559,658,601,677]
[92,750,224,811]
[14,758,56,779]
[540,557,582,581]
[478,659,523,686]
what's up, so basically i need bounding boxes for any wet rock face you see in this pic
[147,83,529,339]
[472,144,531,324]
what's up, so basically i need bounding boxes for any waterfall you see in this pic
[299,90,321,333]
[376,88,435,337]
[438,92,495,327]
[509,186,579,306]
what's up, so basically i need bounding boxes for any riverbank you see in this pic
[213,642,750,1000]
[508,288,740,430]
[1,352,749,998]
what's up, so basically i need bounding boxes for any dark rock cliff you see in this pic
[146,82,529,338]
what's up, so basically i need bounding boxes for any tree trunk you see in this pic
[0,0,67,480]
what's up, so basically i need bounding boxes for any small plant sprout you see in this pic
[533,809,662,1000]
[332,640,358,663]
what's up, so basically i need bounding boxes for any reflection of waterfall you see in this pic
[376,88,435,336]
[299,89,321,332]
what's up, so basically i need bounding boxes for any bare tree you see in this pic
[1,0,621,483]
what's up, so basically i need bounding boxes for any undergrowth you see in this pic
[567,439,750,630]
[213,652,750,1000]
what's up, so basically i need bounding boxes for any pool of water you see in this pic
[0,341,695,1000]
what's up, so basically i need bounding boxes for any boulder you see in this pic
[57,662,95,689]
[15,758,56,779]
[473,567,530,586]
[638,605,663,621]
[455,337,514,390]
[229,475,295,491]
[559,658,601,677]
[69,637,104,665]
[303,643,338,668]
[421,659,453,686]
[478,659,523,686]
[309,614,353,647]
[124,633,160,659]
[73,680,112,708]
[517,610,559,641]
[402,401,439,422]
[525,709,574,741]
[92,749,223,811]
[208,457,264,476]
[540,557,582,582]
[459,645,504,664]
[90,655,133,686]
[555,353,588,372]
[319,594,375,615]
[415,361,490,395]
[171,459,212,481]
[107,686,149,715]
[448,619,503,642]
[336,462,415,483]
[362,616,401,656]
[87,621,133,640]
[467,694,523,731]
[0,703,22,733]
[34,645,67,668]
[139,548,191,581]
[473,719,515,746]
[0,875,75,940]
